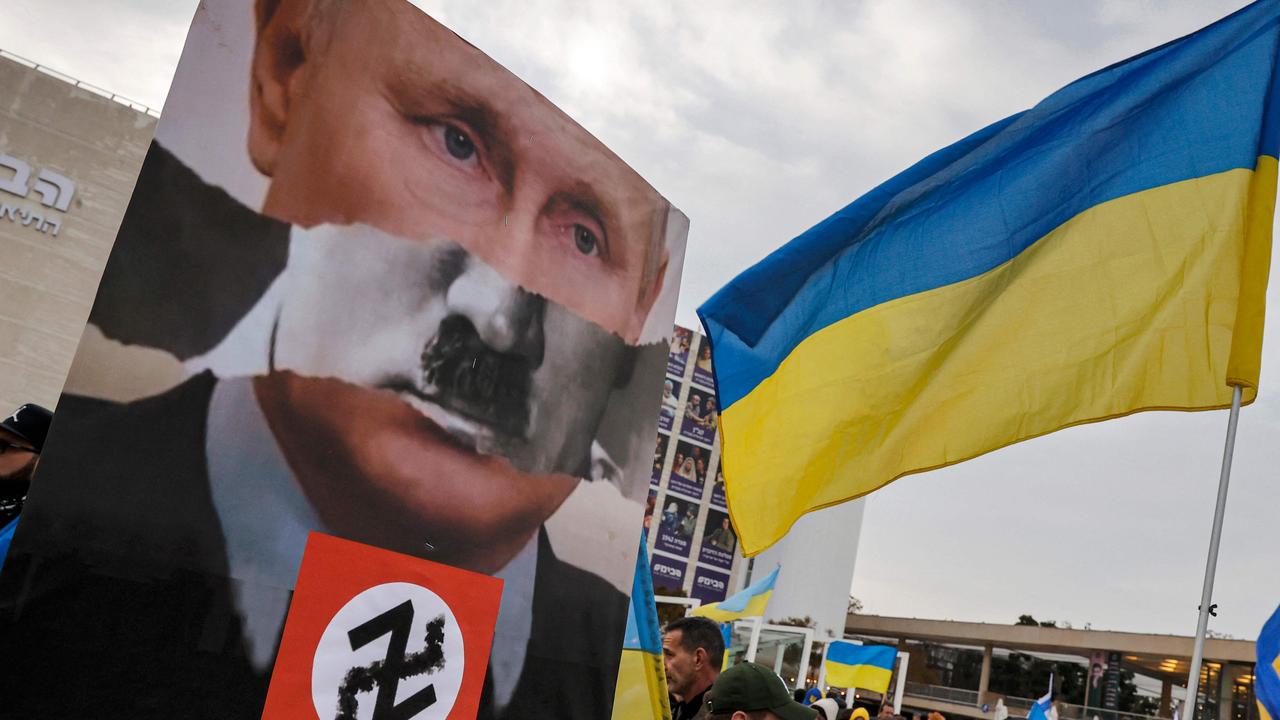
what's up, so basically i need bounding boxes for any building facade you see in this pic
[0,51,155,412]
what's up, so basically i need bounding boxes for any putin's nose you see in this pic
[444,258,544,365]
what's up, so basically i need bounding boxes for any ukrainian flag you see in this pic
[1257,602,1280,720]
[611,536,672,720]
[824,642,896,693]
[691,566,780,623]
[699,1,1280,556]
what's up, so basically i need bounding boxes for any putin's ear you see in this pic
[248,0,316,177]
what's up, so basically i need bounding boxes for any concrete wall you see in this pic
[0,54,155,412]
[755,497,866,638]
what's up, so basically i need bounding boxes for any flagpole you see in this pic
[1182,383,1243,720]
[818,640,830,690]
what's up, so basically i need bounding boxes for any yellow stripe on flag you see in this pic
[825,662,893,693]
[724,159,1276,555]
[612,649,672,720]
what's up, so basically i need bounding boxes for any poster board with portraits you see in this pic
[0,2,689,717]
[645,324,740,605]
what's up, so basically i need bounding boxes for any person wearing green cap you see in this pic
[705,662,818,720]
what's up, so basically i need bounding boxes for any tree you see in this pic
[1015,614,1060,628]
[849,596,865,614]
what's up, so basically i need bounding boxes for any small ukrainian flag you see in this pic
[824,642,896,693]
[691,566,780,623]
[611,535,672,720]
[1257,603,1280,720]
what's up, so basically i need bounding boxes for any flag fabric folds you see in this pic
[1028,686,1054,720]
[720,622,734,670]
[824,642,896,692]
[691,566,780,622]
[698,0,1280,556]
[611,535,673,720]
[1258,602,1280,720]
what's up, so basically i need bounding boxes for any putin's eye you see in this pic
[443,124,476,161]
[420,119,484,172]
[574,224,600,256]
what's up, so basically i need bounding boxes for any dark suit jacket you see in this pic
[0,373,627,719]
[88,143,290,360]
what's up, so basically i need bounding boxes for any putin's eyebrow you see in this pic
[391,74,517,191]
[547,183,621,260]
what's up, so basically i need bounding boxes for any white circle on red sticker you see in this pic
[312,581,465,720]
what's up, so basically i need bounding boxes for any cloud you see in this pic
[0,0,198,111]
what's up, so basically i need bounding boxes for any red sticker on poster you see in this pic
[261,533,503,720]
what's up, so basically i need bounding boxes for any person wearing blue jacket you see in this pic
[0,403,52,570]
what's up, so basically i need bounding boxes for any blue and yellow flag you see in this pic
[1258,603,1280,720]
[611,535,672,720]
[699,1,1280,555]
[1028,682,1055,720]
[824,642,895,692]
[691,566,780,623]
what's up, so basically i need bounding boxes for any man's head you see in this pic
[662,616,725,702]
[706,662,817,720]
[239,0,677,571]
[0,405,52,485]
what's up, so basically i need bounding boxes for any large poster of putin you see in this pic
[0,2,688,719]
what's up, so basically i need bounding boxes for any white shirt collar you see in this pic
[199,276,537,707]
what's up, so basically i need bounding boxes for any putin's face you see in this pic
[246,0,670,571]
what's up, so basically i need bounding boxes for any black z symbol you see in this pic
[335,600,447,720]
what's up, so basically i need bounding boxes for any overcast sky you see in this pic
[3,0,1275,641]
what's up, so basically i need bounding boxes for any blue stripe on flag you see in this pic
[716,566,779,613]
[1258,603,1280,720]
[700,0,1280,409]
[827,642,896,669]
